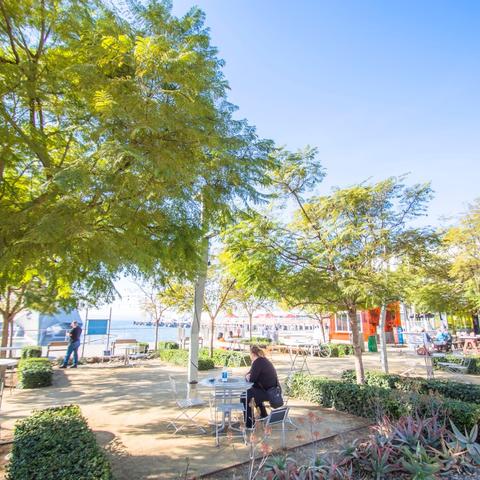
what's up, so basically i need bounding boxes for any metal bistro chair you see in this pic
[167,375,207,434]
[212,382,247,447]
[264,406,290,449]
[437,355,472,380]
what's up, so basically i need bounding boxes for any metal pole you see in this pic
[81,308,88,359]
[106,307,112,353]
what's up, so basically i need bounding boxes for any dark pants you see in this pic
[62,340,80,367]
[241,387,269,428]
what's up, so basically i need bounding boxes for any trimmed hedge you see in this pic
[432,354,480,375]
[157,341,179,350]
[156,348,250,369]
[289,373,480,433]
[341,369,480,404]
[157,349,215,370]
[18,358,53,389]
[329,343,354,357]
[20,345,42,359]
[200,348,251,367]
[6,405,113,480]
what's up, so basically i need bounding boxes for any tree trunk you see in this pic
[379,305,389,373]
[209,315,215,357]
[1,312,11,358]
[249,313,253,340]
[348,307,365,384]
[318,316,327,344]
[188,236,209,384]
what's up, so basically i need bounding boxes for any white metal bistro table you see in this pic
[199,376,252,445]
[286,342,312,375]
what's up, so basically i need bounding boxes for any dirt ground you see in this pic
[0,349,474,479]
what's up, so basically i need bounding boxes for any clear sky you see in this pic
[172,0,480,225]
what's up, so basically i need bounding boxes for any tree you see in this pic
[137,281,172,351]
[446,199,480,315]
[228,285,270,339]
[223,150,433,383]
[163,264,236,356]
[0,0,272,350]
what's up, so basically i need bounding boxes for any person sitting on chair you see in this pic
[241,345,279,429]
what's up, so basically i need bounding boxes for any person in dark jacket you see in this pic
[241,345,279,428]
[60,321,82,368]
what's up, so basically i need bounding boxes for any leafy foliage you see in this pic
[341,369,480,403]
[17,358,53,389]
[288,373,480,433]
[20,345,42,359]
[6,405,113,480]
[0,0,271,347]
[223,165,434,383]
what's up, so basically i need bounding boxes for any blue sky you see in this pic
[172,0,480,225]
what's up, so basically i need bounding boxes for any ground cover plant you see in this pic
[7,405,113,480]
[17,358,53,389]
[341,369,480,404]
[255,415,480,479]
[288,373,480,433]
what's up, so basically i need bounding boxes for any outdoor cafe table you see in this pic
[199,376,252,440]
[285,341,312,375]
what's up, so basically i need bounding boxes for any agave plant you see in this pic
[391,415,426,450]
[359,442,399,480]
[449,421,480,465]
[401,443,441,480]
[263,455,298,479]
[309,455,352,480]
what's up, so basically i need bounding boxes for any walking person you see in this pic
[241,345,280,429]
[60,321,82,368]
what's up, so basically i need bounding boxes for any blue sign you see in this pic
[87,319,109,335]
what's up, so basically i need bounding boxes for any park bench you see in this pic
[46,341,69,357]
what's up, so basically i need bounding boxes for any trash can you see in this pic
[368,335,378,352]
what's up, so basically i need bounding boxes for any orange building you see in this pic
[328,303,402,343]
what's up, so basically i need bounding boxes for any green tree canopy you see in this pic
[223,150,434,383]
[0,0,272,347]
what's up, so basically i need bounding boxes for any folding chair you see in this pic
[167,375,207,434]
[264,406,290,449]
[212,384,246,447]
[437,355,472,380]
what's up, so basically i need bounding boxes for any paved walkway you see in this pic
[1,349,475,479]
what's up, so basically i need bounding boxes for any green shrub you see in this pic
[341,369,480,404]
[138,342,149,353]
[18,358,53,389]
[327,343,353,357]
[289,373,480,433]
[336,343,354,356]
[6,405,113,480]
[20,345,42,359]
[157,349,214,370]
[157,341,179,350]
[200,348,251,367]
[432,354,480,374]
